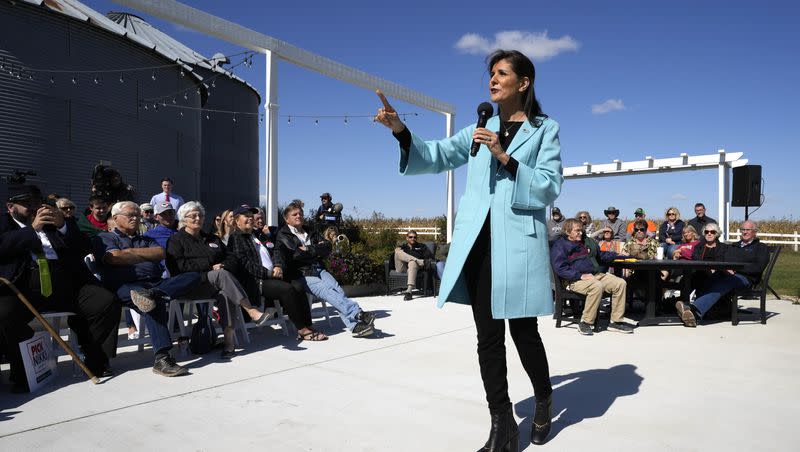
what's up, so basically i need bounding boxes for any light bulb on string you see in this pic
[344,116,348,125]
[119,73,124,83]
[179,111,184,118]
[93,76,99,85]
[211,81,215,88]
[205,113,210,120]
[144,104,148,110]
[183,92,188,100]
[71,76,77,85]
[49,76,55,85]
[151,71,156,81]
[172,97,177,104]
[232,115,237,123]
[162,100,167,107]
[287,116,291,125]
[315,118,319,125]
[180,69,184,78]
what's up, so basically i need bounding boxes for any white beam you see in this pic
[445,113,455,242]
[563,151,745,179]
[112,0,455,115]
[265,51,279,227]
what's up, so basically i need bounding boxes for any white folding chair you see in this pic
[307,293,334,327]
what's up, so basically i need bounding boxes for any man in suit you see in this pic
[0,184,120,392]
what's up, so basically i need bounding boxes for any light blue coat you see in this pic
[399,116,563,319]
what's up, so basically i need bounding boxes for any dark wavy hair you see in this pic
[486,49,546,126]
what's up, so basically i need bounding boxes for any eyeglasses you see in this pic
[704,230,718,235]
[740,228,755,232]
[579,216,588,219]
[667,212,676,216]
[184,213,203,219]
[634,227,646,232]
[407,236,417,239]
[119,212,140,219]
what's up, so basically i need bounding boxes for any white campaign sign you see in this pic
[19,331,58,392]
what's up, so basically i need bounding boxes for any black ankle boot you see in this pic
[531,396,552,445]
[480,407,519,452]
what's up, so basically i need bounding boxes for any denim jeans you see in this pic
[301,270,362,331]
[692,272,750,318]
[115,272,202,356]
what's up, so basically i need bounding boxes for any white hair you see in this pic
[177,201,205,228]
[111,201,138,217]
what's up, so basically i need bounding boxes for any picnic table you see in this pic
[610,259,746,326]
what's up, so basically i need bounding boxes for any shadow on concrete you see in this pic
[514,364,643,449]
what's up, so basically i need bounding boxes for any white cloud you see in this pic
[455,30,580,61]
[591,99,626,115]
[671,193,688,200]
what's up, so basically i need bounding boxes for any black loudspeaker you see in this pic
[732,165,762,207]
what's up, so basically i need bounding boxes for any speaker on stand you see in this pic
[731,165,762,220]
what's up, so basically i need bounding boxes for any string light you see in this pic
[119,73,124,83]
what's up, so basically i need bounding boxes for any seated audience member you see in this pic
[687,202,716,234]
[596,206,624,240]
[56,197,77,219]
[149,177,184,211]
[277,202,376,337]
[546,207,566,243]
[94,201,202,377]
[576,211,595,237]
[394,230,436,301]
[144,202,177,249]
[226,206,327,342]
[550,219,632,335]
[86,195,109,231]
[622,219,659,260]
[252,207,274,244]
[215,209,235,245]
[658,207,685,257]
[1,184,120,391]
[625,208,657,238]
[676,221,769,327]
[672,225,701,260]
[597,227,620,253]
[434,242,450,280]
[686,221,726,292]
[138,203,157,233]
[166,202,287,357]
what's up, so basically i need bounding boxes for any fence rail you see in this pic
[363,226,442,241]
[728,231,799,251]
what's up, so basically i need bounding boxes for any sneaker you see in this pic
[130,289,158,313]
[403,292,413,301]
[351,321,374,337]
[577,322,594,336]
[608,322,634,334]
[152,355,188,377]
[356,310,375,326]
[127,331,140,340]
[675,301,697,327]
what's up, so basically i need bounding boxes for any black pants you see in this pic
[261,278,312,330]
[464,216,552,412]
[0,271,120,382]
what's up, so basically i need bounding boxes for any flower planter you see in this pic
[342,282,385,298]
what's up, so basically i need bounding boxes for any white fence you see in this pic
[728,231,799,251]
[395,227,441,241]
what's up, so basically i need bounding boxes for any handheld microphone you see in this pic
[470,102,494,157]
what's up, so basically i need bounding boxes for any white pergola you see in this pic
[113,0,458,241]
[563,150,748,240]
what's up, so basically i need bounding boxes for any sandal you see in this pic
[297,330,328,342]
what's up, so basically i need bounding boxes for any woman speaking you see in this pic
[376,49,563,449]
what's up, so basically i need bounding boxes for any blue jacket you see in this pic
[398,116,563,319]
[550,236,618,283]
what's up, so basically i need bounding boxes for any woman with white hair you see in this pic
[166,201,272,358]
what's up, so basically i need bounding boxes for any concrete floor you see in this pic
[1,295,799,451]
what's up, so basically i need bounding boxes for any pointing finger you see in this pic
[376,89,395,112]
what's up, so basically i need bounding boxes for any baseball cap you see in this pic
[551,207,561,214]
[154,202,174,215]
[320,192,331,199]
[634,208,646,215]
[232,205,258,216]
[6,184,42,203]
[139,203,154,212]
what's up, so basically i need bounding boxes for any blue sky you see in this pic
[88,0,799,222]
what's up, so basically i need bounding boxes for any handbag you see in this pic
[189,303,216,354]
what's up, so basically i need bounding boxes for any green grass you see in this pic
[771,249,800,301]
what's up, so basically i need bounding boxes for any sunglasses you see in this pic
[634,227,646,232]
[579,216,588,219]
[667,212,676,215]
[407,236,417,239]
[704,230,718,235]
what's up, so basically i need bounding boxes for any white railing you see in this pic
[395,227,441,241]
[728,231,799,251]
[361,226,442,241]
